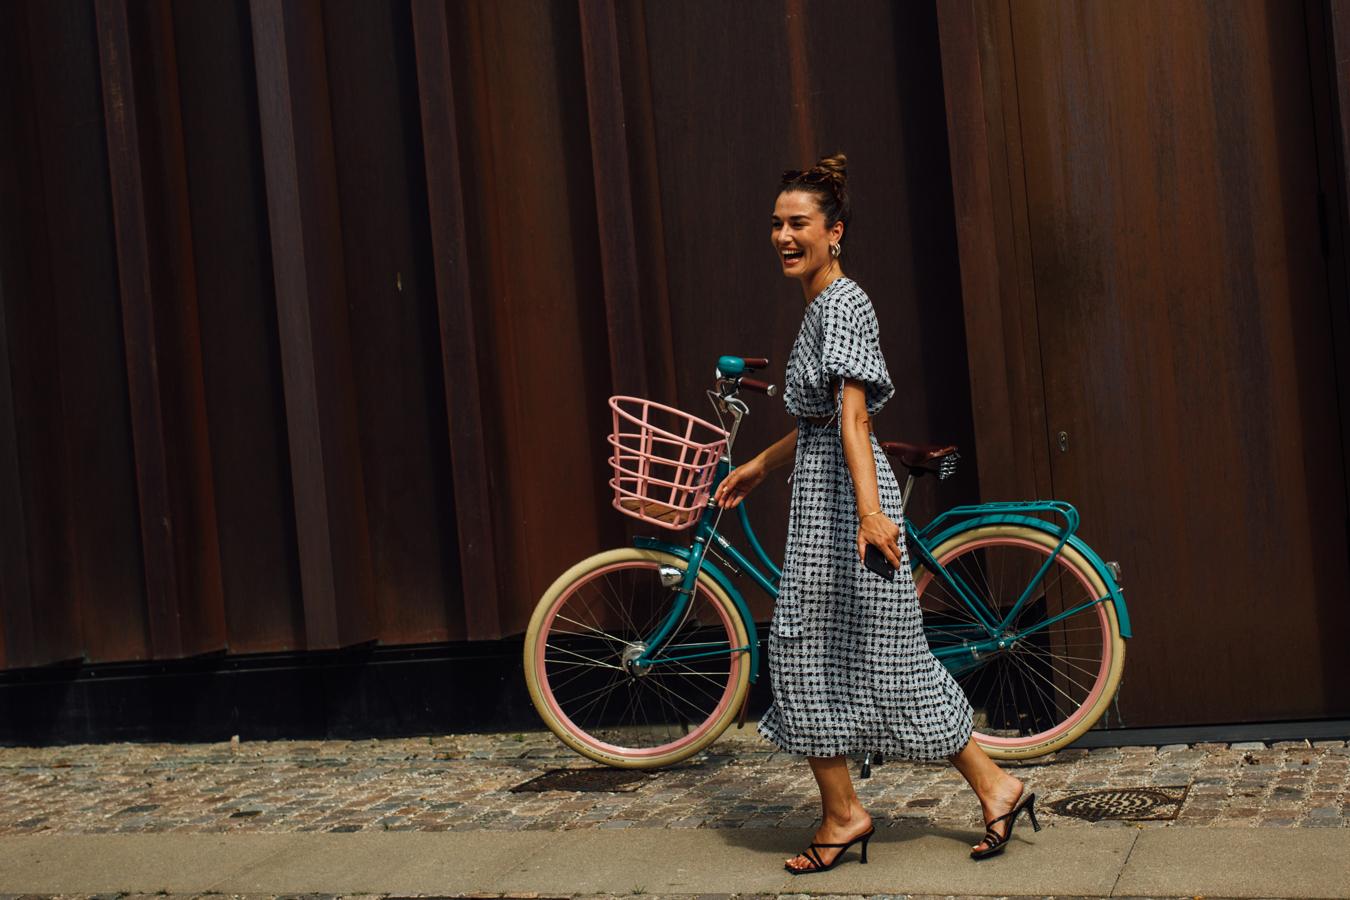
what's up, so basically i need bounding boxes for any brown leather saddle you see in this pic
[879,440,960,479]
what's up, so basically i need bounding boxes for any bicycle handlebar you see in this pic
[741,357,769,370]
[739,377,778,397]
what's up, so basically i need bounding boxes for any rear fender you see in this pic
[923,515,1132,639]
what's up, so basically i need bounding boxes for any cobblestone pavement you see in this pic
[0,894,1232,900]
[0,724,1346,837]
[0,894,1236,900]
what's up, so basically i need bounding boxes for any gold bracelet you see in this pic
[860,509,883,521]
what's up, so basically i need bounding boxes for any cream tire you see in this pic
[916,524,1126,760]
[524,547,753,769]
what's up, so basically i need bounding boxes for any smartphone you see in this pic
[863,543,896,581]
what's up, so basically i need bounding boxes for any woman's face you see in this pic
[770,189,843,281]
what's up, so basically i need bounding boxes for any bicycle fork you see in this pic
[631,532,717,669]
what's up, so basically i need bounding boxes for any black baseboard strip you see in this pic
[2,631,1345,749]
[0,631,778,747]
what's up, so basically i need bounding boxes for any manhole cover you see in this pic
[510,767,654,793]
[1048,785,1189,821]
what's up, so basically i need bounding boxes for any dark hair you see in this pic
[779,152,850,245]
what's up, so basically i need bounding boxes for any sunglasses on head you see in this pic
[781,168,834,185]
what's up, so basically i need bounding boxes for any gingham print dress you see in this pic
[756,277,974,761]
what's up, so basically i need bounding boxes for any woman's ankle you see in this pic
[823,802,869,827]
[976,771,1022,804]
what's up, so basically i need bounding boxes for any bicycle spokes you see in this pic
[535,559,746,756]
[917,532,1115,747]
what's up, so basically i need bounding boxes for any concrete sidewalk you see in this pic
[0,826,1347,898]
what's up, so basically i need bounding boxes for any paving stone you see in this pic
[1192,741,1229,751]
[1230,741,1266,750]
[1053,748,1092,761]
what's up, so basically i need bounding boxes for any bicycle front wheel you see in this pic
[523,547,753,768]
[915,524,1126,759]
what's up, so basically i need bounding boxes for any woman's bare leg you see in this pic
[784,756,874,872]
[949,738,1025,853]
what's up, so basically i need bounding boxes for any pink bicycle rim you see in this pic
[916,535,1112,750]
[535,560,743,758]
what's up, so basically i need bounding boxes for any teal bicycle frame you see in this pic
[628,461,1131,682]
[907,501,1132,676]
[630,459,774,681]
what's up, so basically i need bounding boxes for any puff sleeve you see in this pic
[819,288,895,415]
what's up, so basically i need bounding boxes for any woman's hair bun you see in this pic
[815,152,847,182]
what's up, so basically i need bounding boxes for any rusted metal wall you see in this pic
[0,0,972,667]
[937,0,1350,726]
[8,0,1350,732]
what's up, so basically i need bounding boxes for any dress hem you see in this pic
[755,721,974,764]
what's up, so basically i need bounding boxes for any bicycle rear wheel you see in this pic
[523,547,752,768]
[914,524,1126,759]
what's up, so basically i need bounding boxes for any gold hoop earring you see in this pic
[830,243,841,258]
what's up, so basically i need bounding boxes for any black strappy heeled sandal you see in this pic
[784,824,876,875]
[970,791,1040,860]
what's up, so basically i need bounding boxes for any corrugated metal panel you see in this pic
[0,0,969,677]
[939,0,1350,725]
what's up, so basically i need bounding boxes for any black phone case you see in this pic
[863,543,896,581]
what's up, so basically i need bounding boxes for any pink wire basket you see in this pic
[607,396,730,530]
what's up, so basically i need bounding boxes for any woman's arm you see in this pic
[757,427,799,472]
[841,379,902,567]
[713,428,797,509]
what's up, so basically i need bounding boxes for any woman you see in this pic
[713,154,1036,874]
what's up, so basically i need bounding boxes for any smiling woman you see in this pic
[715,153,1037,875]
[771,153,850,293]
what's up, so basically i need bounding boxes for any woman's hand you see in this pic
[713,457,768,509]
[858,511,902,569]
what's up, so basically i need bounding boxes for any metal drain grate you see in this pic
[1048,785,1189,821]
[510,767,654,793]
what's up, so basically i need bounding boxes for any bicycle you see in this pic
[523,355,1131,768]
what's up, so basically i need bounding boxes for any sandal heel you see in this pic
[970,790,1038,860]
[860,834,870,864]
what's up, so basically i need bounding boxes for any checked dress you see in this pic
[755,277,974,761]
